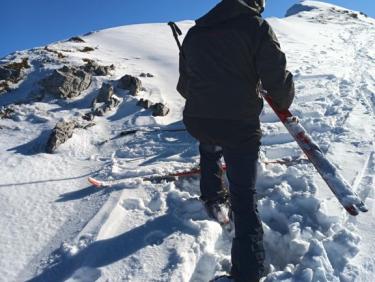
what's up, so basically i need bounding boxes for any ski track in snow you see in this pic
[1,1,374,281]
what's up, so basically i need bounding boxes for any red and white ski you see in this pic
[263,94,368,216]
[88,167,202,188]
[88,156,305,189]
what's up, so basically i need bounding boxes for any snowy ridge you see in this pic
[1,1,374,281]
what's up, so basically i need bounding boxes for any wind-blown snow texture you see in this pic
[0,1,374,281]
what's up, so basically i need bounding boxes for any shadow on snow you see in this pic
[27,210,198,282]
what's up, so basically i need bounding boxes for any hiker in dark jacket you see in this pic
[177,0,294,281]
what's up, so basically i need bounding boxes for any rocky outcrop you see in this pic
[83,83,121,120]
[0,106,15,119]
[46,120,77,153]
[118,74,142,96]
[0,67,21,82]
[40,66,92,99]
[81,60,114,76]
[0,81,10,93]
[46,120,94,153]
[0,58,30,93]
[136,99,169,117]
[139,73,154,78]
[92,83,121,116]
[44,46,65,59]
[137,98,153,109]
[150,103,169,117]
[68,36,86,43]
[80,47,95,53]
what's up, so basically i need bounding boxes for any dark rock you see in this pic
[118,74,142,96]
[0,107,15,119]
[46,120,78,153]
[68,36,86,43]
[81,60,114,76]
[0,81,10,94]
[137,98,153,109]
[80,47,95,52]
[0,67,17,81]
[95,83,115,103]
[0,57,30,83]
[79,122,96,130]
[4,58,30,72]
[136,98,169,116]
[44,46,65,59]
[93,108,106,117]
[40,65,92,99]
[82,112,95,121]
[140,72,154,78]
[150,103,169,117]
[92,83,121,117]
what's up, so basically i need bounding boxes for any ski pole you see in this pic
[99,128,187,145]
[168,22,184,56]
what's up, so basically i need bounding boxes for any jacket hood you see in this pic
[196,0,261,27]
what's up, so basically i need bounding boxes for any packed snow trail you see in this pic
[0,1,374,281]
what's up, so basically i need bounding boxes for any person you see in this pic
[176,0,295,281]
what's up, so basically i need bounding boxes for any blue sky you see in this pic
[1,0,374,58]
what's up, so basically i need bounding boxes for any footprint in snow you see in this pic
[121,198,146,211]
[147,192,166,213]
[120,194,166,214]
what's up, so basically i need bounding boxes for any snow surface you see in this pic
[0,1,374,281]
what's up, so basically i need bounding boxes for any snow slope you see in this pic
[0,1,374,281]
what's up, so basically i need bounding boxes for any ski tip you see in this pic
[345,202,368,216]
[345,206,359,216]
[88,177,102,188]
[357,202,369,213]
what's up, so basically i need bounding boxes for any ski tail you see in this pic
[88,177,104,188]
[344,200,368,216]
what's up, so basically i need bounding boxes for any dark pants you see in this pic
[184,117,265,282]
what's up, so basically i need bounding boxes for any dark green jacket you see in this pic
[178,0,295,120]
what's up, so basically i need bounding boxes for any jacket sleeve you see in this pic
[254,20,294,111]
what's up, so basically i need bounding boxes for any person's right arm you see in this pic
[254,20,295,111]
